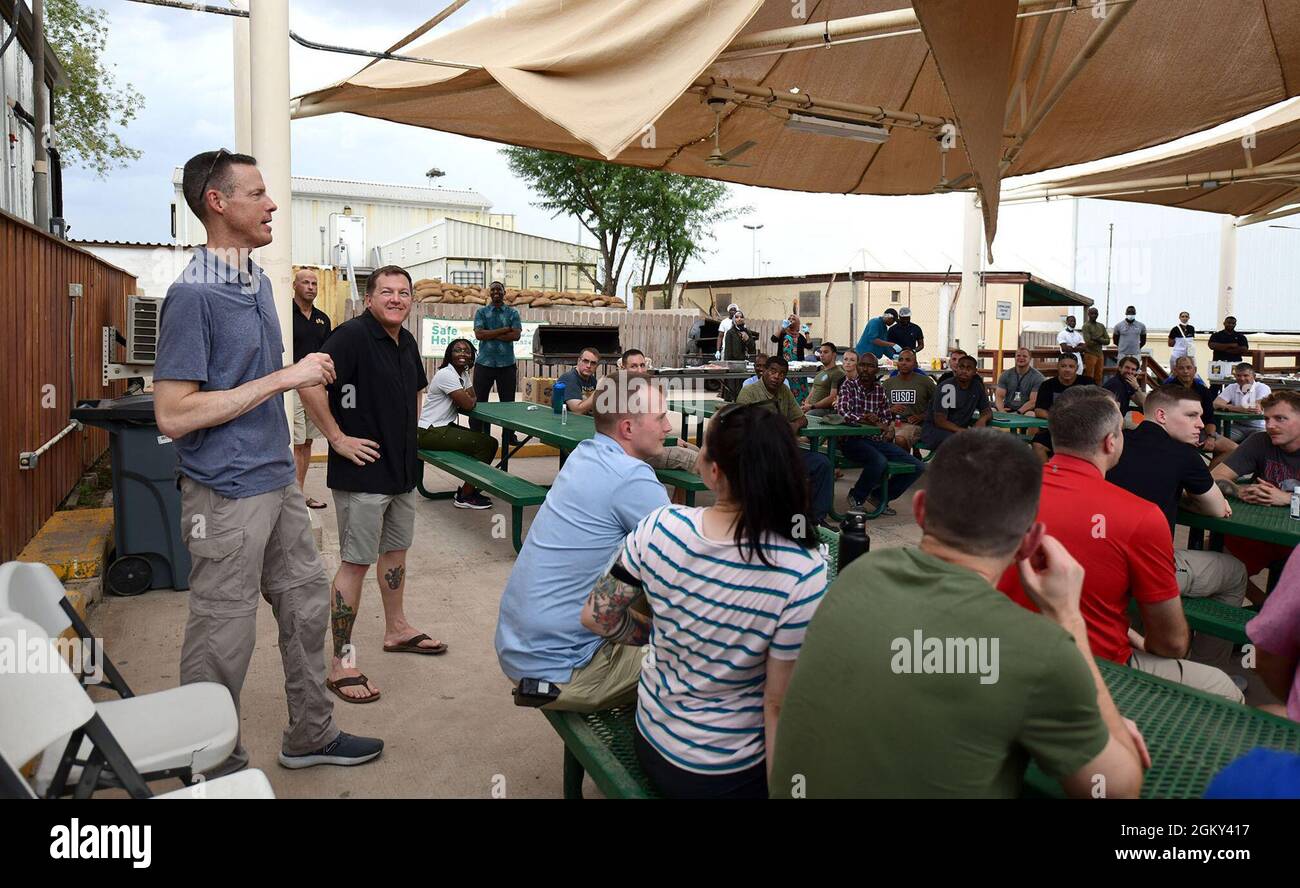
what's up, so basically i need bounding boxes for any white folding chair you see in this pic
[0,561,133,697]
[0,614,272,800]
[0,563,240,795]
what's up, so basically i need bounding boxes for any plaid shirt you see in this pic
[837,375,888,437]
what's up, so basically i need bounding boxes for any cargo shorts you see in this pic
[334,488,417,565]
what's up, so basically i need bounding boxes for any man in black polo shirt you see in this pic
[1106,385,1249,668]
[1209,316,1250,364]
[1102,355,1145,417]
[291,268,332,508]
[1030,353,1094,461]
[301,265,446,705]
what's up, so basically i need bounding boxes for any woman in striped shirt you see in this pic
[579,404,828,798]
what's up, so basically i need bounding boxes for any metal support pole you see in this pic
[32,0,48,230]
[231,0,252,154]
[249,0,295,428]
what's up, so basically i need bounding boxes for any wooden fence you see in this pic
[345,302,785,379]
[1,210,131,561]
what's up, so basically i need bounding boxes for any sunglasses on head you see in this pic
[198,148,231,202]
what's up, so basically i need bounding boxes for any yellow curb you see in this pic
[16,508,115,582]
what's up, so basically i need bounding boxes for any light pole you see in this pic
[744,223,763,277]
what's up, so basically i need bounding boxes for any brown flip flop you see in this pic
[305,497,328,509]
[326,674,381,703]
[383,633,448,655]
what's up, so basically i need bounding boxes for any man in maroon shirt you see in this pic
[998,386,1242,701]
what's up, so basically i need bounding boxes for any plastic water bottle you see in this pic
[561,403,568,426]
[552,381,566,415]
[1291,489,1300,521]
[839,511,871,570]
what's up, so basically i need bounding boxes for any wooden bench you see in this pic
[416,449,548,553]
[807,446,921,519]
[540,527,841,798]
[654,468,709,505]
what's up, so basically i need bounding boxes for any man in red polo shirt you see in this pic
[998,386,1243,701]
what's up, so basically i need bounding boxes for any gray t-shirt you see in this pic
[923,377,990,444]
[996,367,1045,411]
[154,247,295,499]
[1114,320,1147,356]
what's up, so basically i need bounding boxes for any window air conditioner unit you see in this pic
[125,295,162,365]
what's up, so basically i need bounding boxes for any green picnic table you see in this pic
[1025,658,1300,798]
[667,397,721,446]
[991,411,1047,433]
[471,401,675,471]
[1215,410,1260,437]
[1178,499,1300,549]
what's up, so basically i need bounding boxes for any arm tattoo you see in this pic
[331,584,357,660]
[585,569,650,646]
[384,565,404,591]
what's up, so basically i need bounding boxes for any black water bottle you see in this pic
[839,511,871,571]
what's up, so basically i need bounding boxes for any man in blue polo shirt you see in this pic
[154,149,382,773]
[854,308,899,360]
[495,372,671,711]
[471,280,522,442]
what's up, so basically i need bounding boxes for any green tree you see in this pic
[633,174,740,310]
[46,0,144,177]
[502,148,651,296]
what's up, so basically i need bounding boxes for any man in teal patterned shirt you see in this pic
[471,280,522,441]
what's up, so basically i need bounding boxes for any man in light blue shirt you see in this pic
[495,373,672,711]
[854,308,899,359]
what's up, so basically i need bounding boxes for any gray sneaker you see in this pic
[278,732,383,769]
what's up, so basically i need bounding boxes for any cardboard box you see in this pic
[523,376,555,405]
[536,378,556,406]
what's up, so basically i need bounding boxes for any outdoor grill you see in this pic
[531,324,622,373]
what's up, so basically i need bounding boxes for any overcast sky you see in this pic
[59,0,1297,319]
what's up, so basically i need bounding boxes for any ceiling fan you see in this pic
[932,135,972,193]
[704,98,757,168]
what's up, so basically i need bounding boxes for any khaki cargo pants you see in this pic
[179,476,337,774]
[542,641,649,714]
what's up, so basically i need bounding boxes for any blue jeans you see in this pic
[840,437,925,504]
[801,450,833,523]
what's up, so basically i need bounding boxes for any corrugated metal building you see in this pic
[1,0,63,224]
[662,271,1091,358]
[378,218,600,293]
[170,170,512,267]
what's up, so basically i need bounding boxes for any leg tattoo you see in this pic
[331,584,357,660]
[384,565,404,591]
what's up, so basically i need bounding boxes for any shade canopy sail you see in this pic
[294,0,1300,250]
[1003,101,1300,223]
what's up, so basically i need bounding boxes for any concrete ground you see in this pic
[83,416,1280,798]
[85,421,923,799]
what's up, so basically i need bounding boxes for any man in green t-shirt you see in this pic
[1080,307,1109,384]
[803,342,844,415]
[769,429,1148,798]
[735,355,833,525]
[882,348,935,450]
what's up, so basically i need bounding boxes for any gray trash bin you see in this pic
[71,394,191,595]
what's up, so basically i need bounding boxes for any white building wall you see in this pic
[1072,198,1221,329]
[78,244,195,299]
[0,16,42,222]
[1236,223,1300,330]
